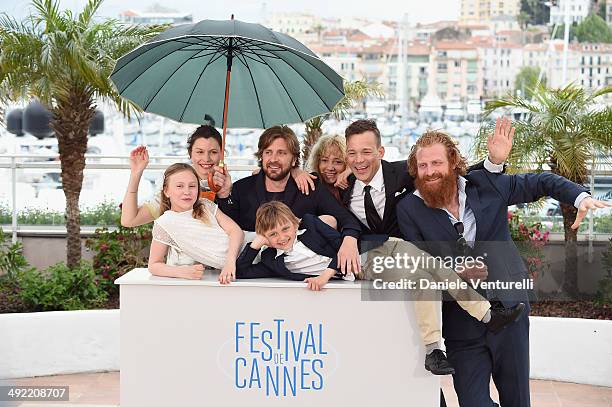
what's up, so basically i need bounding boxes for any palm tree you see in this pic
[302,79,383,163]
[475,84,612,296]
[0,0,164,267]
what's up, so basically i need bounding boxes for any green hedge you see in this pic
[0,201,121,226]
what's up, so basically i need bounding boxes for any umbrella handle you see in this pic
[208,165,224,193]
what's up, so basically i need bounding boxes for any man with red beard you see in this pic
[217,125,362,275]
[397,129,608,407]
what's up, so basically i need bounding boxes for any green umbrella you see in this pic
[111,17,344,189]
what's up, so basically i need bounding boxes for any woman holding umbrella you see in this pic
[120,124,226,227]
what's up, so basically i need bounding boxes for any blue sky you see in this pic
[2,0,460,24]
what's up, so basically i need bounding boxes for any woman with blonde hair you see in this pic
[148,163,244,284]
[306,134,351,202]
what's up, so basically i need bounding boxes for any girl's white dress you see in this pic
[152,200,229,269]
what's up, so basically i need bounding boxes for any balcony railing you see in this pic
[0,154,610,244]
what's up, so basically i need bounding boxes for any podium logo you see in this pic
[233,319,329,397]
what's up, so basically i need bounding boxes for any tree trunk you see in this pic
[302,116,323,171]
[552,158,586,299]
[51,92,95,268]
[560,201,579,298]
[302,117,323,168]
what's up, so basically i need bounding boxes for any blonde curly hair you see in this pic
[306,134,347,174]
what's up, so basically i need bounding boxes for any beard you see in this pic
[263,162,292,181]
[414,171,458,209]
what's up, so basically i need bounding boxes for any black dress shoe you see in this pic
[425,349,455,375]
[486,302,526,334]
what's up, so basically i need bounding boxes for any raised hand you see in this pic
[487,117,515,165]
[129,145,149,174]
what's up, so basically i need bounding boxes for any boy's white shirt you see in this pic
[275,230,355,281]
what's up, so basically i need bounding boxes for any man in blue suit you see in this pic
[397,129,609,407]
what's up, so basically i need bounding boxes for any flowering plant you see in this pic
[85,220,152,294]
[508,210,550,281]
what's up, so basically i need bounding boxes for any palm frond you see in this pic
[585,85,612,103]
[331,79,383,120]
[31,0,61,32]
[78,0,103,27]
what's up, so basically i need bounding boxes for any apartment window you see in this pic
[420,67,426,73]
[438,63,448,71]
[454,61,461,68]
[598,67,601,74]
[507,60,510,67]
[581,68,584,74]
[590,56,593,64]
[598,56,601,64]
[438,51,447,58]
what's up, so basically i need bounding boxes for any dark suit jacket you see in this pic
[217,171,361,239]
[236,214,345,280]
[340,159,488,238]
[397,170,588,340]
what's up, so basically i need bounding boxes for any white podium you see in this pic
[116,268,440,406]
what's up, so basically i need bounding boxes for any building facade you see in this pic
[460,0,520,25]
[549,0,591,24]
[429,41,483,102]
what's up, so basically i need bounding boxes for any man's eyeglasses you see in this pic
[454,221,470,255]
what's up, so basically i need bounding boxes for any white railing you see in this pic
[0,154,259,243]
[1,154,610,248]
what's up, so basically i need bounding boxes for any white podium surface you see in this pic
[116,268,440,406]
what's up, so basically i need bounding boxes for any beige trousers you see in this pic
[360,239,490,345]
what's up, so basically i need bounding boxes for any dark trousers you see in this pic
[445,314,530,407]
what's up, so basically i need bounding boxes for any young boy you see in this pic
[236,202,351,290]
[236,201,524,374]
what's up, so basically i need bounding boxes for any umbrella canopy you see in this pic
[110,19,345,128]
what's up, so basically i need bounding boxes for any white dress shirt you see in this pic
[350,164,386,226]
[275,230,355,281]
